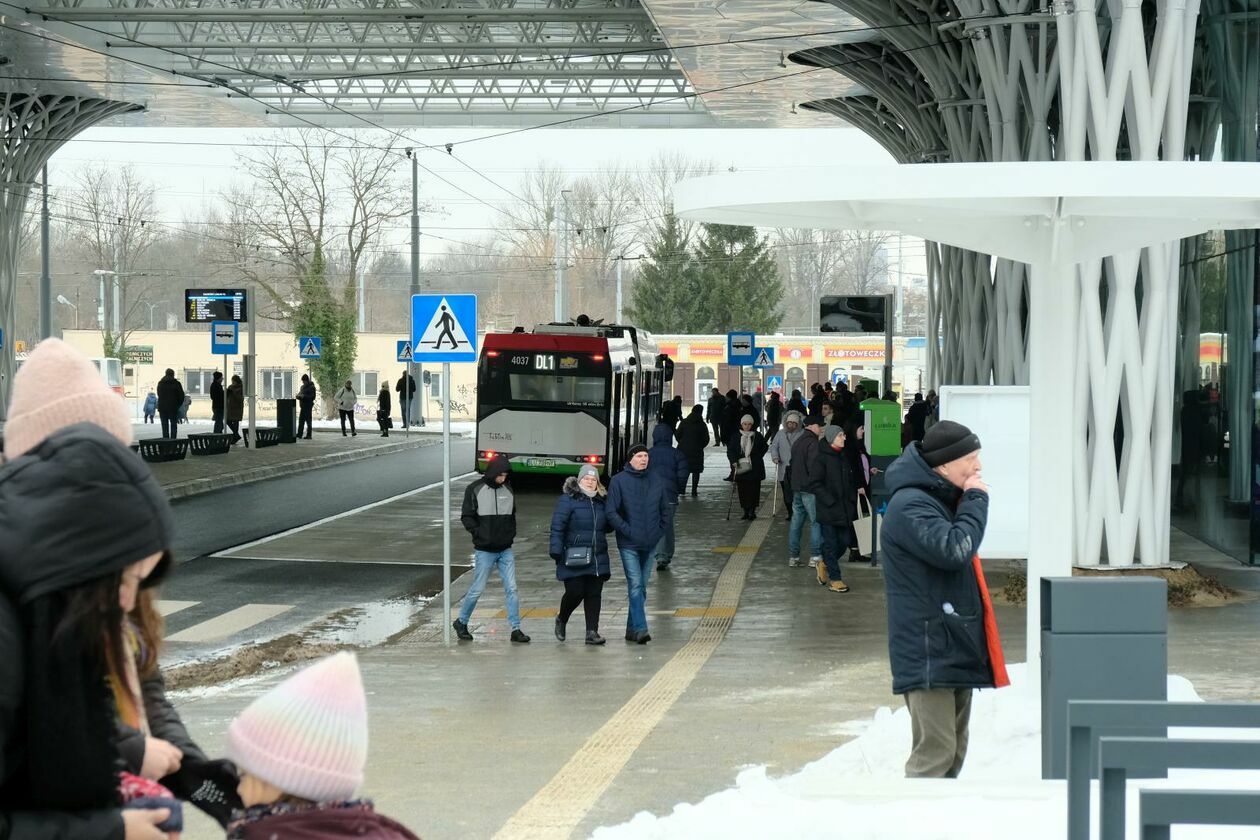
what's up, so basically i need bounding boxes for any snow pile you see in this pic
[592,665,1260,840]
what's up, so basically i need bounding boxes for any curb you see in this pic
[162,436,441,500]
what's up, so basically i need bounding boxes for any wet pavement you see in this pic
[165,447,1260,840]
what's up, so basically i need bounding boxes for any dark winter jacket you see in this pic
[788,431,824,494]
[786,394,807,415]
[907,399,930,441]
[765,396,782,430]
[881,443,992,695]
[460,456,516,552]
[298,380,317,408]
[720,397,742,442]
[727,430,768,483]
[706,393,725,425]
[143,393,157,414]
[0,424,176,840]
[606,462,669,552]
[659,400,681,427]
[675,410,710,474]
[395,374,417,402]
[648,424,689,496]
[226,382,245,423]
[549,478,612,581]
[228,800,420,840]
[814,441,853,526]
[156,373,185,413]
[378,388,392,416]
[210,378,225,414]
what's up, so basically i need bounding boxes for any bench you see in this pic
[243,428,281,448]
[1140,789,1260,839]
[187,433,235,457]
[136,438,189,463]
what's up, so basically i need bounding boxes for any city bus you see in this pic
[475,322,668,476]
[87,357,125,397]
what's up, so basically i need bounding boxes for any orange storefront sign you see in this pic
[659,344,678,357]
[825,345,885,360]
[775,345,814,363]
[689,344,725,358]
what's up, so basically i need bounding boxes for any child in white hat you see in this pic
[225,652,420,839]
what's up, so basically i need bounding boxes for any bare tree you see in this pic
[222,129,409,414]
[68,164,166,361]
[837,230,892,295]
[631,151,715,248]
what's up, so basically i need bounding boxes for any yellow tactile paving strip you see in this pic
[492,516,772,840]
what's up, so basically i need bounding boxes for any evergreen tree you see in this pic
[291,243,358,413]
[694,223,784,333]
[627,213,702,332]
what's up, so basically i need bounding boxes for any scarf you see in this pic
[972,555,1010,688]
[740,429,754,458]
[228,799,375,839]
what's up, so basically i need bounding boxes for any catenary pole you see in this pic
[442,360,451,646]
[409,149,421,433]
[39,165,51,340]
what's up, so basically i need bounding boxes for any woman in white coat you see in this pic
[334,380,358,436]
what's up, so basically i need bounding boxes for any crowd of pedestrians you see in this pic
[0,339,420,840]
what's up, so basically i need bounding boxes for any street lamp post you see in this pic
[141,301,160,330]
[56,295,78,330]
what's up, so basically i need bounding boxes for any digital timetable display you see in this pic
[185,288,248,323]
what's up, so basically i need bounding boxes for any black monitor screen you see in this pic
[185,288,248,323]
[819,295,887,334]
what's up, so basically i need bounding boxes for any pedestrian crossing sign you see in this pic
[397,340,414,363]
[752,347,775,368]
[298,336,322,359]
[411,294,477,363]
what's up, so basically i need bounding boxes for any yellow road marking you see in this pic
[711,546,760,554]
[492,516,772,840]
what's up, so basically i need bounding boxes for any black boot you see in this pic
[586,630,606,646]
[452,619,473,641]
[555,617,566,641]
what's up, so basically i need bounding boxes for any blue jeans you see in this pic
[457,549,521,629]
[654,501,679,563]
[788,491,822,558]
[821,523,848,582]
[621,547,653,633]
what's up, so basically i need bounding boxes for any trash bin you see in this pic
[276,398,297,444]
[859,398,902,456]
[1041,577,1167,779]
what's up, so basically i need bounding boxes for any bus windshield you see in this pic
[481,351,607,410]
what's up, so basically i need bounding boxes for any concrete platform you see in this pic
[137,421,444,499]
[167,448,1260,840]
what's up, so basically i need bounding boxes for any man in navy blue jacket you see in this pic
[881,421,990,778]
[648,424,690,571]
[606,444,670,644]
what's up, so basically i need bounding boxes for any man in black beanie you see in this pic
[880,419,992,778]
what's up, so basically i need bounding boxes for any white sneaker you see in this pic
[788,556,800,567]
[809,556,821,568]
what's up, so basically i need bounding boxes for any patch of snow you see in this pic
[592,664,1260,840]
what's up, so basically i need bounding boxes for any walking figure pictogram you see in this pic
[433,305,459,350]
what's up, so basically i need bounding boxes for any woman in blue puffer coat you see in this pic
[549,464,613,645]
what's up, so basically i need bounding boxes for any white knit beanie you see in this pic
[226,652,369,801]
[4,338,134,459]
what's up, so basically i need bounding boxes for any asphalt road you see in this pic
[169,436,476,560]
[159,437,476,664]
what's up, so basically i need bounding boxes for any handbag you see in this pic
[734,457,753,475]
[854,493,881,556]
[564,545,594,567]
[377,410,394,429]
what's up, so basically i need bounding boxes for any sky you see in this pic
[46,125,929,277]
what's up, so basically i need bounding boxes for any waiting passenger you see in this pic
[334,379,358,437]
[549,465,612,645]
[728,415,768,521]
[648,423,690,571]
[675,405,711,497]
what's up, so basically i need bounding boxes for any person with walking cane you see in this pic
[727,415,768,521]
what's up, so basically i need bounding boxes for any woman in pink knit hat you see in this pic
[226,652,420,839]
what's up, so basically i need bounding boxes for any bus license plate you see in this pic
[527,458,555,468]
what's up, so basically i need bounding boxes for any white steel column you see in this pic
[1027,253,1079,663]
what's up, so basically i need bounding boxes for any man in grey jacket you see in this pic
[769,410,805,521]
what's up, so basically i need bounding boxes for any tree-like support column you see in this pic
[0,93,141,419]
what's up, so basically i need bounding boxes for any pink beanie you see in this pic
[226,652,369,801]
[4,338,133,459]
